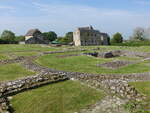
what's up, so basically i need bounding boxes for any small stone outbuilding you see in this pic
[25,29,49,44]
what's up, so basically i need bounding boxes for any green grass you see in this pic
[72,45,150,52]
[10,80,105,113]
[0,45,58,53]
[117,56,142,61]
[36,53,150,74]
[0,63,35,81]
[14,51,40,56]
[128,81,150,111]
[0,54,9,60]
[129,81,150,97]
[1,44,150,53]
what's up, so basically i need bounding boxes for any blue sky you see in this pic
[0,0,150,38]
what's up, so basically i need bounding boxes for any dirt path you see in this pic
[78,96,129,113]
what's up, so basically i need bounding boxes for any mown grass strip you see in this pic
[0,63,35,81]
[11,80,105,113]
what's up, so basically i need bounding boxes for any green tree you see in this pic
[42,31,57,42]
[131,27,146,41]
[56,37,68,44]
[15,36,25,42]
[1,30,15,41]
[56,32,73,44]
[65,32,73,43]
[111,32,123,43]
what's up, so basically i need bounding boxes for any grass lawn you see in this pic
[13,51,40,56]
[117,56,142,61]
[10,80,105,113]
[70,45,150,53]
[1,45,150,53]
[0,45,58,53]
[36,53,150,74]
[0,63,35,81]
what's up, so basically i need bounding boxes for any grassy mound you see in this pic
[10,80,105,113]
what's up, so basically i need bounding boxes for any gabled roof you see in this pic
[25,29,41,36]
[77,26,100,33]
[78,26,94,31]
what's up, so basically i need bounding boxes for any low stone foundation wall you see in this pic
[97,60,137,69]
[0,56,37,65]
[0,72,68,97]
[0,72,68,113]
[42,49,87,55]
[74,76,144,101]
[56,54,81,58]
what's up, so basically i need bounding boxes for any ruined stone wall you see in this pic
[73,75,145,101]
[0,73,68,97]
[0,72,68,113]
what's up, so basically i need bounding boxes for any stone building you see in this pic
[73,26,110,46]
[25,29,49,44]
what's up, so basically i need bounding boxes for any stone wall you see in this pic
[0,72,68,97]
[97,60,136,69]
[73,76,145,101]
[0,72,68,113]
[0,97,10,113]
[73,26,109,46]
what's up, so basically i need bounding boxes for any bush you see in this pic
[111,32,123,44]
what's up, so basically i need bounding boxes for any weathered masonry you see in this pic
[25,29,49,44]
[73,26,110,46]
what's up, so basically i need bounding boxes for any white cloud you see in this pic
[0,2,150,38]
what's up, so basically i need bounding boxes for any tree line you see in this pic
[0,30,73,44]
[110,27,150,46]
[1,27,150,46]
